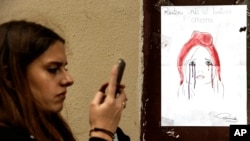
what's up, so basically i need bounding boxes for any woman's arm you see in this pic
[89,65,128,141]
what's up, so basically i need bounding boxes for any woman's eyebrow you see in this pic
[186,58,196,62]
[46,61,68,66]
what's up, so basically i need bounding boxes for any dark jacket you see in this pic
[0,126,130,141]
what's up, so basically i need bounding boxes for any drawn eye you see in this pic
[205,60,213,66]
[189,61,196,66]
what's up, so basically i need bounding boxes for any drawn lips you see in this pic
[196,75,205,80]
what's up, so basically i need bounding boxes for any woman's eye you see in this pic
[205,60,213,66]
[48,68,59,74]
[189,61,195,66]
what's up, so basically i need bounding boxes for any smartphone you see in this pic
[116,59,126,95]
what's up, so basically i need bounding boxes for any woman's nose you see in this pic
[196,70,204,75]
[196,65,207,73]
[61,71,74,86]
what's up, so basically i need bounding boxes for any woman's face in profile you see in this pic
[26,41,74,112]
[184,46,215,85]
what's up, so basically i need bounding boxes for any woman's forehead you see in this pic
[186,46,210,59]
[32,41,67,65]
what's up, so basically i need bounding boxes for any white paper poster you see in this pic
[161,5,247,126]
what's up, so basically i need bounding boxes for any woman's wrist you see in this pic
[89,128,114,141]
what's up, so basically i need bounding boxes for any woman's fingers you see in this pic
[91,91,104,105]
[116,88,127,109]
[106,65,118,99]
[99,82,108,93]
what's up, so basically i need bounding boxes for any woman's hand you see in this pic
[89,65,127,140]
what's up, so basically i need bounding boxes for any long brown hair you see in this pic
[0,20,76,141]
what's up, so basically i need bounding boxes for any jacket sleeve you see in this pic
[116,127,130,141]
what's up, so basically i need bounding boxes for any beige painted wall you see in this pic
[0,0,142,140]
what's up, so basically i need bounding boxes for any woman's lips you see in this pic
[196,75,205,80]
[57,91,66,100]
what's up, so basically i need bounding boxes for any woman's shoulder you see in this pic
[0,126,35,141]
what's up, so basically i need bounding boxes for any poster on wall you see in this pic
[161,5,247,126]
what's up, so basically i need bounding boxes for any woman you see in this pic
[0,20,129,141]
[177,31,224,100]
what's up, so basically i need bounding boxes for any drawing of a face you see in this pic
[177,31,222,99]
[184,46,215,85]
